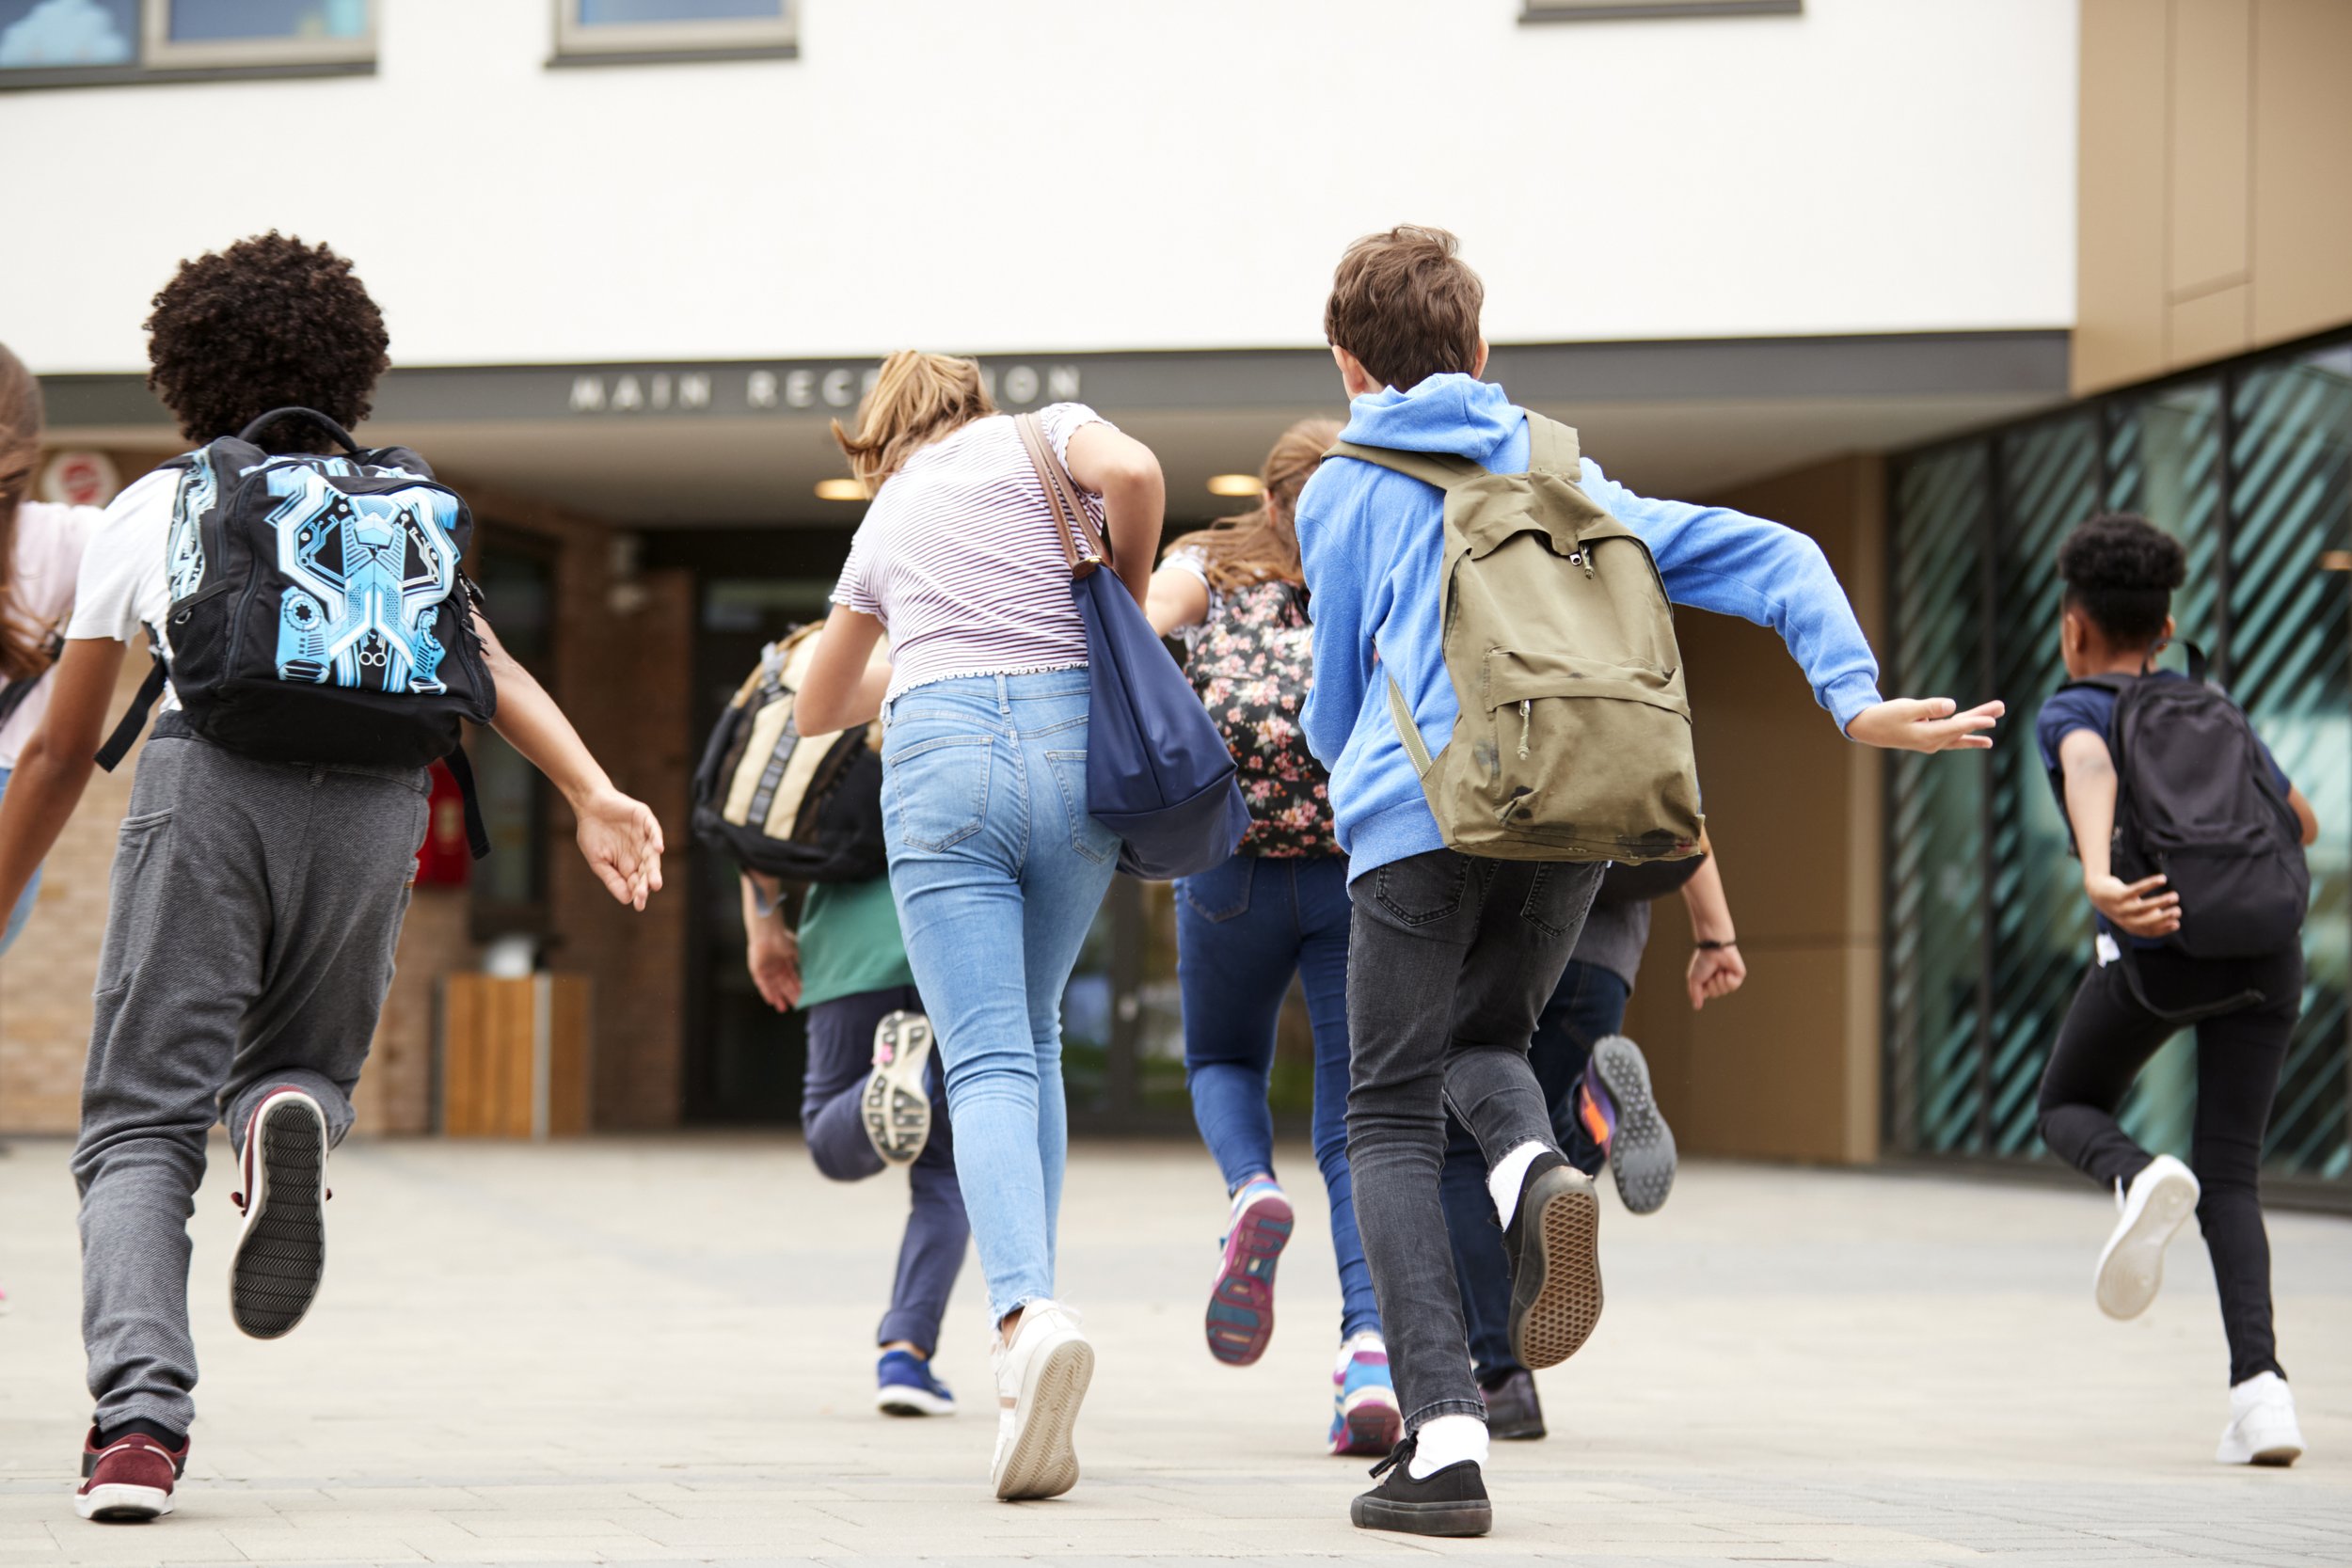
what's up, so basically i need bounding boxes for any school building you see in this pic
[3,1,2347,1200]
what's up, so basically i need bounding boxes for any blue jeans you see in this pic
[801,984,969,1358]
[881,671,1119,1326]
[1438,958,1632,1383]
[0,766,40,955]
[1176,851,1380,1341]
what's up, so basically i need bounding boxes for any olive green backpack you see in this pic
[1329,414,1704,863]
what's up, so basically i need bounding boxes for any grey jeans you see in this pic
[72,720,429,1434]
[1344,848,1602,1433]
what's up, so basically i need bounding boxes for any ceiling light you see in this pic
[1206,473,1263,498]
[815,478,868,501]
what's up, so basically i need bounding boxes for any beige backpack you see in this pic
[1329,415,1704,863]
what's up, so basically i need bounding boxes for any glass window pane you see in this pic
[0,0,136,68]
[167,0,367,40]
[579,0,781,24]
[1885,442,1992,1155]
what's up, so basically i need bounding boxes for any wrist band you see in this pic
[1694,939,1737,951]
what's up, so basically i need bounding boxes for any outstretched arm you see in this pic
[478,613,663,911]
[1585,465,2001,752]
[0,637,126,926]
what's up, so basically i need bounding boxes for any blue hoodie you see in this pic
[1295,373,1885,879]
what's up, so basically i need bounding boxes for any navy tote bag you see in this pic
[1016,414,1248,880]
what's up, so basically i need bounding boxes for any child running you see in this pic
[0,341,101,955]
[0,234,664,1525]
[1295,226,2002,1537]
[2034,513,2317,1467]
[741,863,968,1417]
[1142,418,1399,1457]
[1439,832,1744,1440]
[793,352,1166,1502]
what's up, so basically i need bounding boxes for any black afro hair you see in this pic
[2058,512,2186,647]
[145,232,389,454]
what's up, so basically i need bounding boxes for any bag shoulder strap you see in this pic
[1523,414,1582,478]
[1013,413,1112,578]
[1325,439,1482,492]
[94,627,168,772]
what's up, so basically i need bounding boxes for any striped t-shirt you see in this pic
[832,403,1113,704]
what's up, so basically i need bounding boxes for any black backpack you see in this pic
[2060,646,2308,974]
[96,408,496,855]
[690,624,888,885]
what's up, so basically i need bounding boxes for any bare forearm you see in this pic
[1680,853,1736,942]
[484,647,612,811]
[0,734,96,915]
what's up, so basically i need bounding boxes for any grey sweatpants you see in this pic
[72,719,429,1434]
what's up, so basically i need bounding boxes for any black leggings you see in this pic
[2037,943,2299,1387]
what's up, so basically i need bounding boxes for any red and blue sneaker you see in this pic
[1580,1036,1677,1216]
[1204,1177,1292,1366]
[1328,1333,1403,1456]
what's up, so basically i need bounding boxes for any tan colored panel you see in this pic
[2076,0,2174,394]
[442,975,537,1138]
[2250,0,2352,345]
[2169,281,2254,367]
[2168,0,2253,298]
[546,976,595,1137]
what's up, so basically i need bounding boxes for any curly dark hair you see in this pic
[2058,512,2185,646]
[145,232,389,454]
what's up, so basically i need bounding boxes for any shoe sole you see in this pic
[75,1483,171,1522]
[230,1095,328,1339]
[1205,1193,1293,1367]
[1329,1389,1403,1457]
[1509,1166,1602,1370]
[1592,1036,1677,1216]
[863,1013,934,1166]
[2095,1164,2199,1321]
[994,1335,1093,1501]
[876,1387,957,1418]
[1349,1495,1492,1537]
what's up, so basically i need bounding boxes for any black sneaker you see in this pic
[1501,1148,1602,1370]
[228,1086,330,1339]
[1349,1436,1491,1537]
[1479,1367,1547,1441]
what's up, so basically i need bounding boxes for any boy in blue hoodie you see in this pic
[1297,227,2003,1537]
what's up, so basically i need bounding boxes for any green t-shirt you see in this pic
[797,876,916,1010]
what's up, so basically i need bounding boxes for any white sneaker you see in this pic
[2094,1153,2199,1321]
[988,1299,1093,1501]
[2217,1371,2304,1466]
[863,1012,934,1165]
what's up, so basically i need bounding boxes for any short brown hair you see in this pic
[1323,226,1485,391]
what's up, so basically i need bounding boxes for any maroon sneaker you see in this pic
[75,1429,186,1522]
[229,1086,331,1339]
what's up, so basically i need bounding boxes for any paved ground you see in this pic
[0,1135,2347,1567]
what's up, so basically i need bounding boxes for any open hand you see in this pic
[1688,943,1746,1011]
[1846,697,2005,752]
[2088,871,2181,939]
[574,787,665,910]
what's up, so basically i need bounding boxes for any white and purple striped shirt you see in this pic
[833,403,1113,704]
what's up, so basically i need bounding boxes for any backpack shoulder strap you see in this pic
[1325,440,1482,492]
[1523,414,1582,478]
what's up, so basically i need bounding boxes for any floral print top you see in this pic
[1168,548,1340,859]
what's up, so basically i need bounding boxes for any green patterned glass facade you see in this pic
[1886,336,2352,1185]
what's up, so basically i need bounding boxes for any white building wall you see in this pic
[2,0,2076,372]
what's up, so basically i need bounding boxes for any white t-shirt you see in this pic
[831,404,1112,704]
[0,499,103,767]
[66,467,180,713]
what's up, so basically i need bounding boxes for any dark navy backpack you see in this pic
[97,407,498,854]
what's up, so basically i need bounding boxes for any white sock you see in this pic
[1487,1140,1548,1227]
[1409,1414,1489,1478]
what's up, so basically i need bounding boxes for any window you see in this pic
[1522,0,1799,20]
[552,0,794,65]
[0,0,370,86]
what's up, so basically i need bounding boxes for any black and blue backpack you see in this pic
[96,407,498,855]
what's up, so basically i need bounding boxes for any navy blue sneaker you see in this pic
[875,1350,956,1417]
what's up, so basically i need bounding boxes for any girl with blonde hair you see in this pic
[796,351,1166,1503]
[1142,418,1400,1456]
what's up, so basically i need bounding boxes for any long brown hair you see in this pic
[831,351,997,494]
[0,342,52,682]
[1168,417,1342,593]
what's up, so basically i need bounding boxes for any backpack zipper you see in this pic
[1518,700,1532,760]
